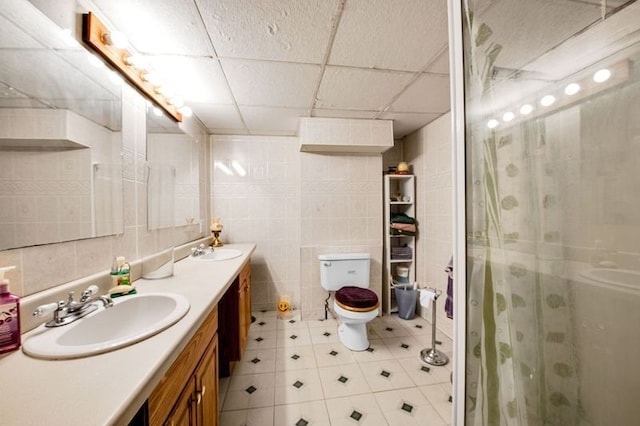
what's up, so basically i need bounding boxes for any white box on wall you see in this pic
[298,117,393,154]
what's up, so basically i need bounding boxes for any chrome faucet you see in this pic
[191,243,210,257]
[33,285,114,328]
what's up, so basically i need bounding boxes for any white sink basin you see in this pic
[190,248,242,261]
[23,293,190,360]
[579,268,640,289]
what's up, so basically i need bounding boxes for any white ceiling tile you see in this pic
[329,0,448,72]
[191,103,245,132]
[240,106,307,135]
[316,66,413,110]
[197,0,338,63]
[479,0,603,71]
[90,0,212,56]
[378,111,442,138]
[390,74,450,113]
[144,56,233,104]
[222,59,320,108]
[312,108,377,119]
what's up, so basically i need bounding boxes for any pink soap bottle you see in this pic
[0,266,21,355]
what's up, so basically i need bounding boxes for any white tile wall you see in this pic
[211,134,384,320]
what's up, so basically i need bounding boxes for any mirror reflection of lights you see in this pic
[540,95,556,107]
[593,69,611,83]
[502,112,515,122]
[231,160,247,176]
[487,119,499,129]
[519,104,533,115]
[178,106,192,117]
[152,107,163,117]
[214,161,233,176]
[564,83,581,96]
[108,71,122,85]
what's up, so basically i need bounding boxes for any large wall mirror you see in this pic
[0,1,123,250]
[146,109,201,231]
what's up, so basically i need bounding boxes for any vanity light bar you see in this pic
[485,59,629,130]
[82,12,182,122]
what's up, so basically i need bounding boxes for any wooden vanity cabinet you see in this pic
[148,306,219,426]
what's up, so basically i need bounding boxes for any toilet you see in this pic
[319,253,379,351]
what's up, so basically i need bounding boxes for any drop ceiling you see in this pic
[86,0,451,138]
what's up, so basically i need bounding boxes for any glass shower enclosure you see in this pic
[451,0,640,424]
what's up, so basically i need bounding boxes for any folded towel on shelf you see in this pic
[390,212,416,224]
[390,223,417,233]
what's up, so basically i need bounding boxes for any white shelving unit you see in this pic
[383,174,416,315]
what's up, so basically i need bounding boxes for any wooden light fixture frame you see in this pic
[82,12,182,122]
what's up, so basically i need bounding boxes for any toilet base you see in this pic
[338,322,370,351]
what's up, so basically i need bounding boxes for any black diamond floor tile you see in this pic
[421,365,431,373]
[323,331,331,337]
[350,410,363,421]
[255,337,264,342]
[366,347,375,352]
[245,385,257,394]
[380,370,391,378]
[258,321,266,326]
[250,357,261,364]
[296,419,308,426]
[291,354,300,360]
[385,327,394,332]
[338,375,349,383]
[401,402,414,413]
[329,350,338,356]
[293,380,304,389]
[290,334,298,340]
[415,324,423,329]
[400,343,409,349]
[435,340,442,345]
[289,319,296,324]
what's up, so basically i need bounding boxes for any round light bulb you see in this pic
[564,83,581,96]
[124,54,146,70]
[103,31,128,49]
[593,69,611,83]
[487,119,499,129]
[502,112,515,122]
[519,104,533,115]
[170,97,184,109]
[540,95,556,107]
[141,71,161,86]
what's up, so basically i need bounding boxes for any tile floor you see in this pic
[219,310,453,425]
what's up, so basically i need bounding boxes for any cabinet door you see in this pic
[238,262,251,355]
[195,334,219,426]
[163,381,194,426]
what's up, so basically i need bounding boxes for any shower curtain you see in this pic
[463,6,579,425]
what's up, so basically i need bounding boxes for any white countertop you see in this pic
[0,243,255,426]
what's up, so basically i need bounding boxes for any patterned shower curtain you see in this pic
[463,4,580,425]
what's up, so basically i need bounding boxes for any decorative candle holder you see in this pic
[211,230,223,247]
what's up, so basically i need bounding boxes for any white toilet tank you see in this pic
[319,253,371,291]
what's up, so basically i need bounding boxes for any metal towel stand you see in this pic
[420,287,449,366]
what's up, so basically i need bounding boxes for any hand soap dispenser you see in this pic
[0,265,20,354]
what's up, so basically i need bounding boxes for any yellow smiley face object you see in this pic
[277,300,290,313]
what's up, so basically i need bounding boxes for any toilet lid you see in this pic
[335,286,379,312]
